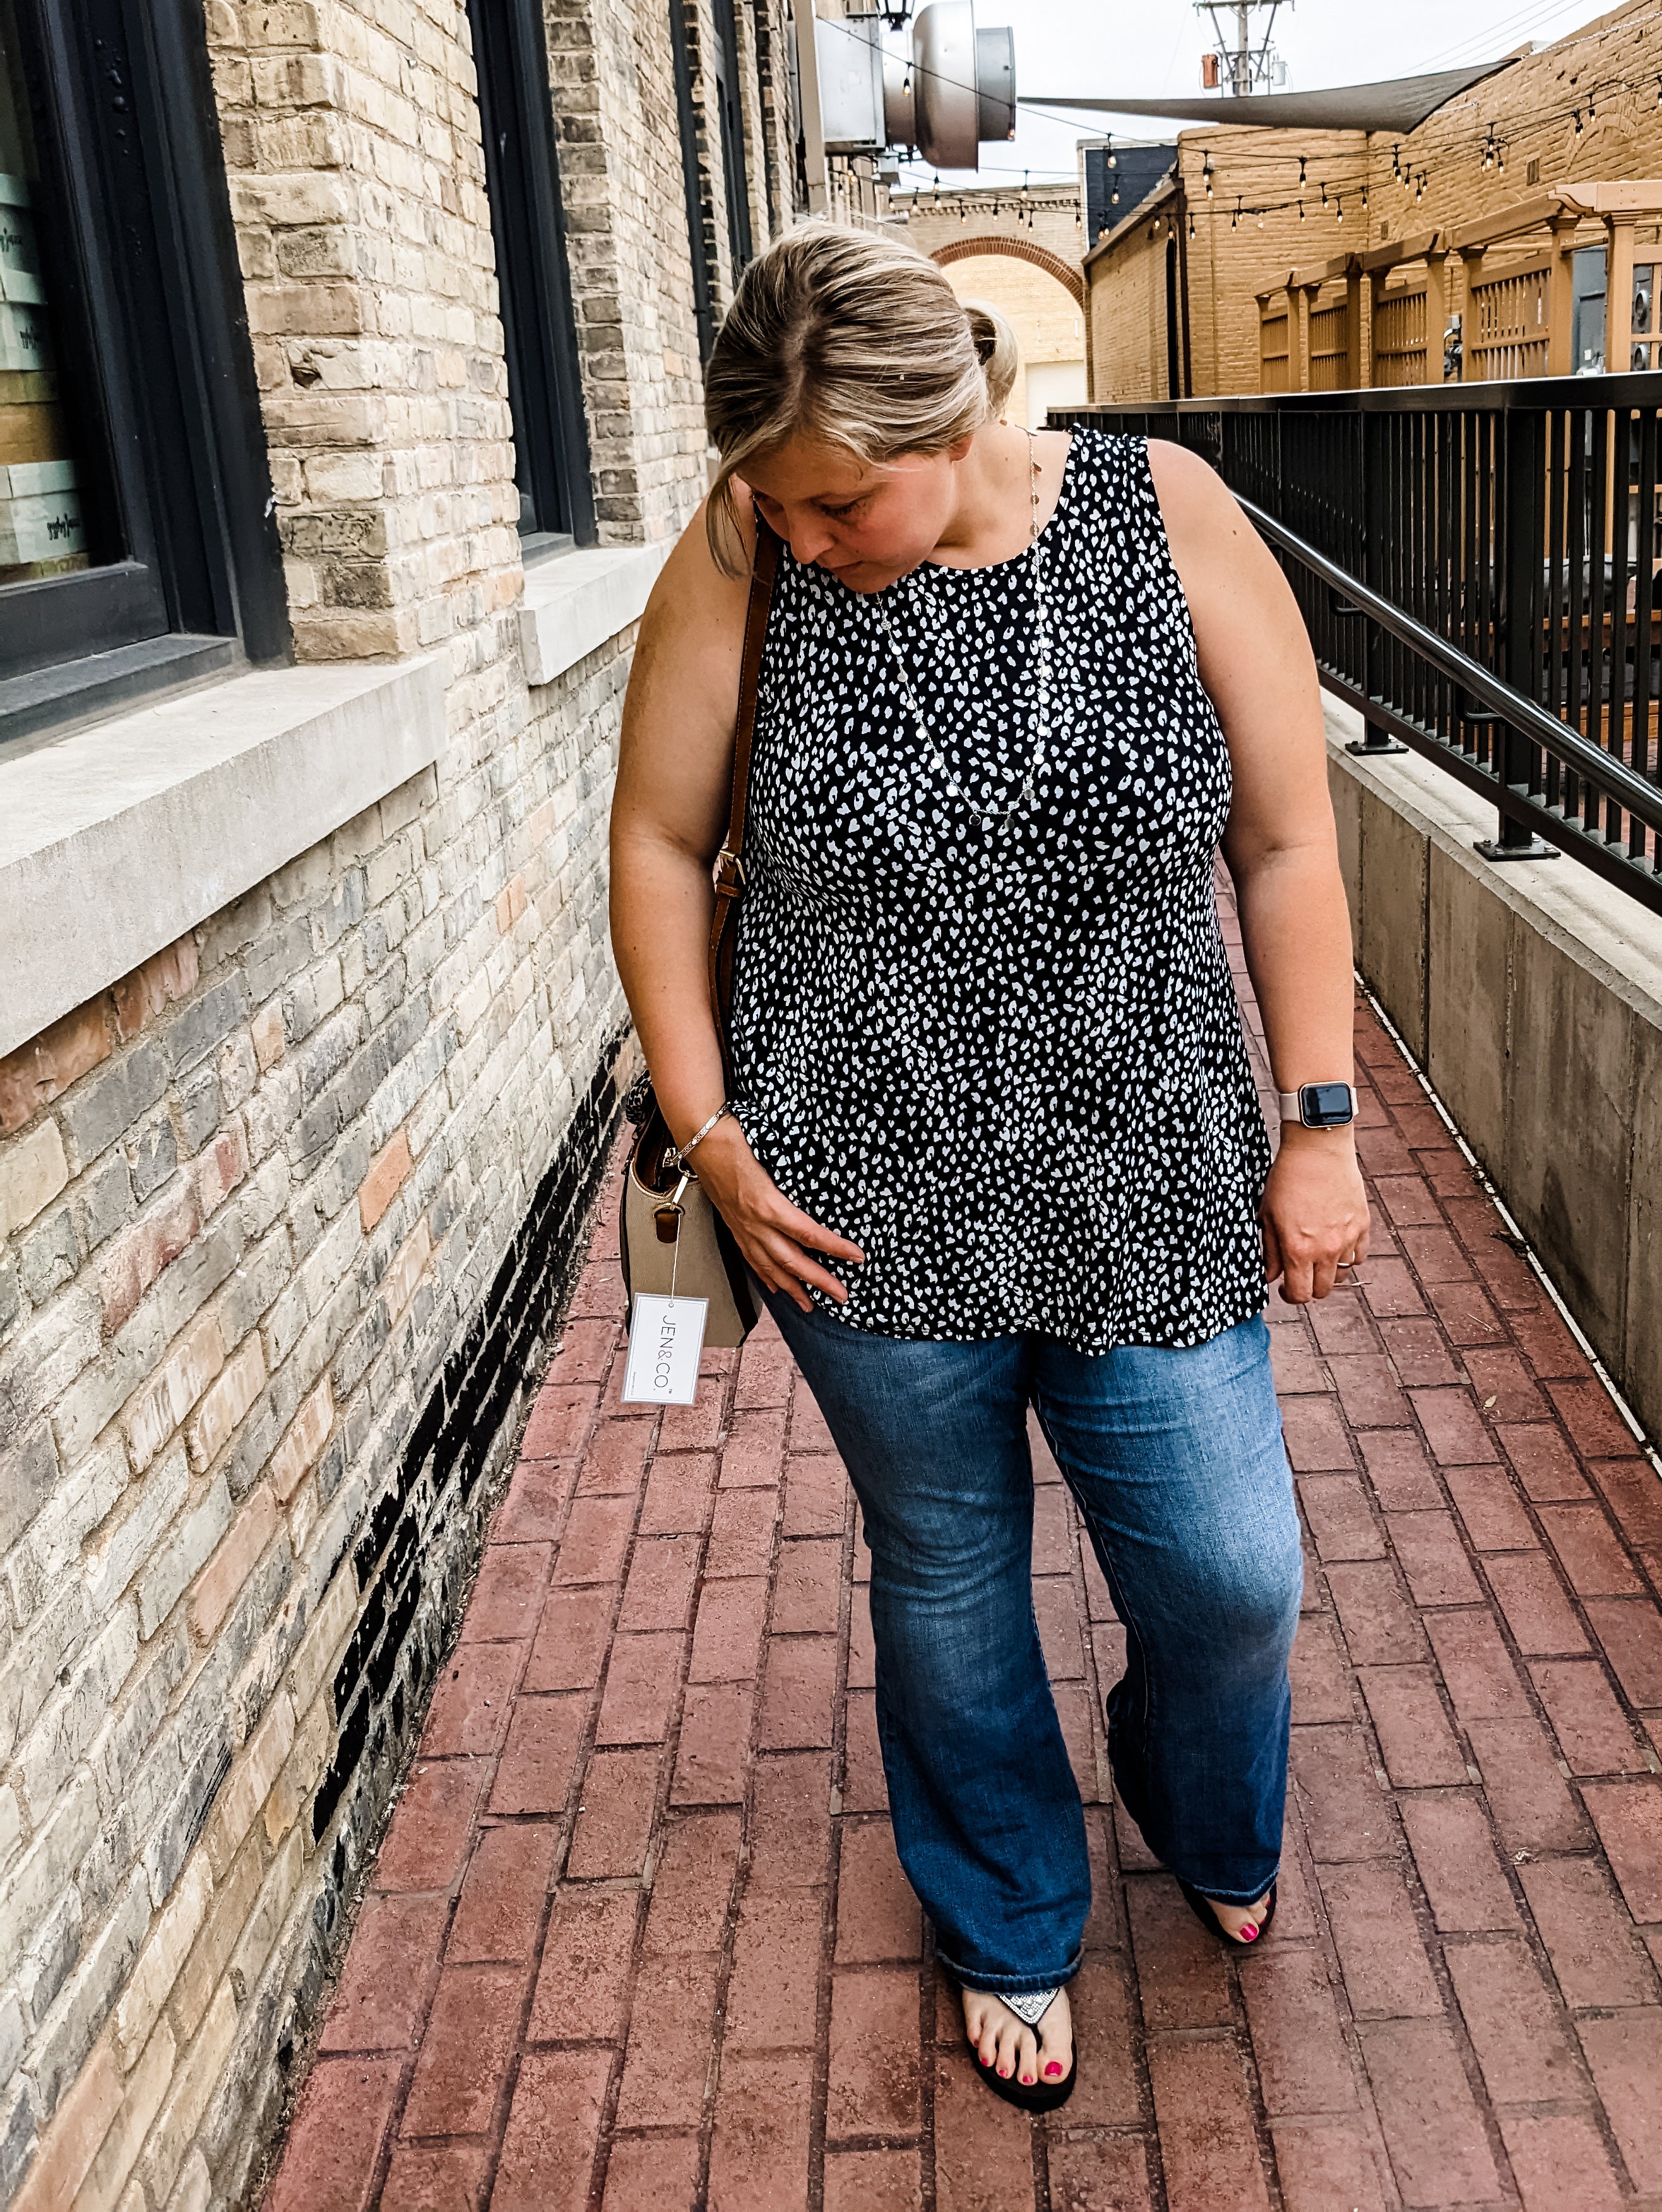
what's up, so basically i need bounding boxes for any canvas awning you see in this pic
[1023,59,1518,136]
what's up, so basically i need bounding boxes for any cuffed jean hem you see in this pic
[1172,1872,1281,1905]
[933,1943,1083,1998]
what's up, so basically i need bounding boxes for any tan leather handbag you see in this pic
[618,515,780,1347]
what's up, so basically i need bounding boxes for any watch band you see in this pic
[1278,1083,1358,1127]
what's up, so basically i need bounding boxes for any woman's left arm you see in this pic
[1146,439,1370,1304]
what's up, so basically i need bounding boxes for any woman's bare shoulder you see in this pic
[646,483,761,639]
[1144,439,1247,543]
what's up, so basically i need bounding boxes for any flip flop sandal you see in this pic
[966,1985,1078,2114]
[1177,1878,1278,1952]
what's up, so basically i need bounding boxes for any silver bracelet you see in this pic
[677,1101,737,1164]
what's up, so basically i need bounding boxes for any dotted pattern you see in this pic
[729,429,1272,1351]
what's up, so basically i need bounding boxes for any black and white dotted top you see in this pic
[729,430,1271,1351]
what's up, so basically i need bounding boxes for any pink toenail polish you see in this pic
[1045,2061,1064,2078]
[1021,2073,1035,2085]
[1239,1922,1258,1941]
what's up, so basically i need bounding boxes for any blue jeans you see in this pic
[754,1286,1301,1996]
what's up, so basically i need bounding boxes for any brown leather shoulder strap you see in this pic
[707,511,780,1084]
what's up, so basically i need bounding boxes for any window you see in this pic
[710,0,753,281]
[468,0,594,556]
[670,0,755,365]
[0,0,288,744]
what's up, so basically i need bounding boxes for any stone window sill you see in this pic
[0,656,447,1059]
[519,540,672,687]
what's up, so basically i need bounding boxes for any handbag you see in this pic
[618,513,780,1346]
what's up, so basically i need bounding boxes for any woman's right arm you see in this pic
[608,499,864,1311]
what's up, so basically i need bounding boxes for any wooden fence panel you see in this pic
[1468,258,1551,379]
[1374,283,1428,386]
[1309,300,1350,391]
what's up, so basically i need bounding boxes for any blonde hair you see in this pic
[703,222,1019,570]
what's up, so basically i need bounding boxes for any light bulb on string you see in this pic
[1188,210,1196,238]
[1298,198,1305,220]
[1203,153,1214,195]
[1361,184,1368,209]
[1298,155,1307,184]
[1335,194,1343,219]
[1574,108,1583,133]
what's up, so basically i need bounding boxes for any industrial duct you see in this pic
[816,3,1015,169]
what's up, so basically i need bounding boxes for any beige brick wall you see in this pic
[937,255,1085,430]
[0,2,792,2206]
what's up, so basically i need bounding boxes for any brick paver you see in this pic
[268,887,1662,2211]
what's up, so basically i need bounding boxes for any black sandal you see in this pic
[1177,1878,1278,1951]
[965,1985,1078,2113]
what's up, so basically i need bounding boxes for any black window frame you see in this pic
[0,0,289,747]
[468,0,595,558]
[670,0,754,367]
[670,0,716,365]
[709,0,754,280]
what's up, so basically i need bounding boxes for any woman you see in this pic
[609,225,1367,2112]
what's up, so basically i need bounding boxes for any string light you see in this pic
[1298,155,1307,184]
[1574,107,1583,133]
[1335,194,1343,219]
[1298,198,1305,219]
[1188,210,1196,238]
[1203,153,1214,196]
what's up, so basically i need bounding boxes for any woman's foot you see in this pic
[961,1984,1073,2088]
[1203,1890,1273,1944]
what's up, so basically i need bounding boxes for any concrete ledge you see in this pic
[518,541,671,688]
[0,656,447,1058]
[1325,695,1662,1445]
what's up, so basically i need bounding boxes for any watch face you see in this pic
[1302,1082,1355,1128]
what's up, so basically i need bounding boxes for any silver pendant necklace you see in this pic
[871,429,1050,830]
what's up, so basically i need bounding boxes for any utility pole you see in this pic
[1195,0,1288,95]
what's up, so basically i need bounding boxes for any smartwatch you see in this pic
[1278,1082,1358,1130]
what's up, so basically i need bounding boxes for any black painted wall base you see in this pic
[259,1027,629,2130]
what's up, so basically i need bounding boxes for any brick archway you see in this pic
[932,235,1084,307]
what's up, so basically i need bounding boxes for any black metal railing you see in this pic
[1054,378,1662,916]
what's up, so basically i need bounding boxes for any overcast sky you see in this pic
[893,0,1606,188]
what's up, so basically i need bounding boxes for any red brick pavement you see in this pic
[268,900,1662,2211]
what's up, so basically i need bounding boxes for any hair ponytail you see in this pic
[961,299,1019,418]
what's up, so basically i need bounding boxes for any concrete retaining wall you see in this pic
[1325,696,1662,1449]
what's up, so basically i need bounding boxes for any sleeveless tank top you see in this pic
[728,429,1271,1352]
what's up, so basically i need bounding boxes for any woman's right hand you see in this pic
[687,1119,864,1313]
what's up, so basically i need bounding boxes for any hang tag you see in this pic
[622,1293,708,1405]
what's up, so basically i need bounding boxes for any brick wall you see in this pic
[0,1,792,2206]
[1088,0,1662,399]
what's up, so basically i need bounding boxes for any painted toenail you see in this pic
[1021,2073,1035,2084]
[1045,2061,1064,2078]
[1238,1922,1258,1941]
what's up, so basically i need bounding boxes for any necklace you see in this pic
[871,430,1051,829]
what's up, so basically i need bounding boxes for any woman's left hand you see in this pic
[1260,1128,1371,1303]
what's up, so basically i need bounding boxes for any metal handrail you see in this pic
[1238,495,1662,839]
[1055,386,1662,913]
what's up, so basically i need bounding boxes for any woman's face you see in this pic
[740,432,972,594]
